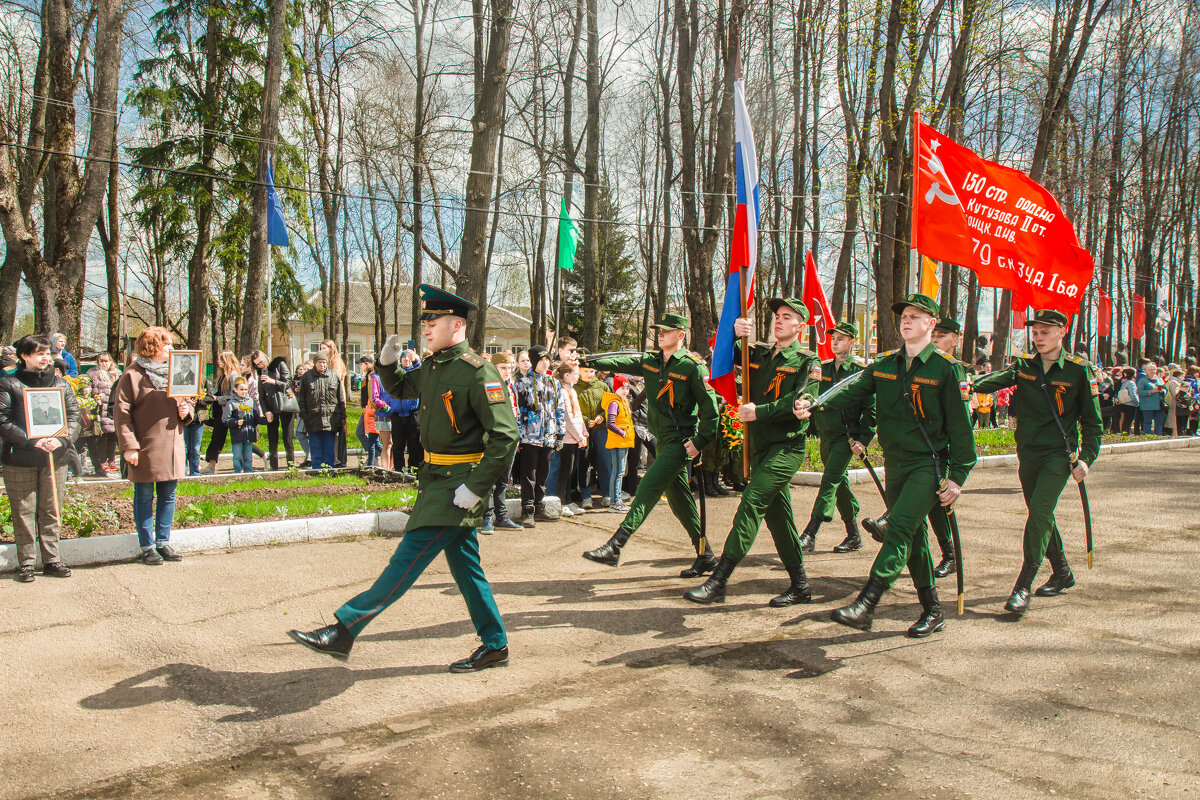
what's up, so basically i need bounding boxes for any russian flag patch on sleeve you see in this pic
[960,380,971,402]
[485,381,506,404]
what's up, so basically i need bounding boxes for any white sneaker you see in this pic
[581,498,593,509]
[198,464,215,475]
[566,503,584,515]
[560,506,575,517]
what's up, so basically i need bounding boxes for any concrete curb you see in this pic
[789,435,1200,486]
[0,496,560,572]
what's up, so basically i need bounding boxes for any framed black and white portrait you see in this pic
[168,350,203,398]
[23,387,68,439]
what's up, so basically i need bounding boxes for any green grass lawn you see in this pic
[120,473,370,499]
[174,486,416,525]
[197,405,364,453]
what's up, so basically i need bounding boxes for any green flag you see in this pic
[557,197,578,271]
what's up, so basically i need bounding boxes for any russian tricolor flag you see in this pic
[710,77,759,407]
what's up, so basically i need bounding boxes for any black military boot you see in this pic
[680,544,719,578]
[798,518,820,553]
[711,474,730,496]
[1035,550,1076,597]
[582,528,632,567]
[831,576,886,630]
[683,556,736,604]
[907,586,945,638]
[768,563,812,607]
[833,518,863,553]
[933,536,956,578]
[861,512,889,543]
[1004,561,1040,616]
[289,621,355,660]
[703,472,721,497]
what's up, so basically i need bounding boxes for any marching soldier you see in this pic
[972,309,1102,616]
[581,313,721,577]
[800,321,876,554]
[795,294,976,637]
[684,299,822,605]
[927,317,970,578]
[289,285,519,672]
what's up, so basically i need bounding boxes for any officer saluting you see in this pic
[800,321,876,554]
[289,285,519,672]
[581,313,720,577]
[795,294,976,637]
[972,309,1102,616]
[683,298,822,605]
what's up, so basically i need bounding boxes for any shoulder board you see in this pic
[1069,354,1093,367]
[687,353,705,365]
[853,357,867,367]
[821,358,834,365]
[937,350,957,362]
[459,351,487,369]
[880,349,897,358]
[1021,353,1035,359]
[799,349,816,359]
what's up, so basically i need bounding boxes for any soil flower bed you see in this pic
[0,468,416,543]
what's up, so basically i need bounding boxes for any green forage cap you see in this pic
[934,317,962,334]
[766,298,810,323]
[1030,309,1068,327]
[891,292,940,319]
[419,284,477,320]
[651,312,689,331]
[832,321,859,338]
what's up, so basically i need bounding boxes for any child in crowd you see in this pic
[603,375,634,512]
[223,376,261,473]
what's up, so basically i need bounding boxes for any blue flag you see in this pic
[266,157,289,246]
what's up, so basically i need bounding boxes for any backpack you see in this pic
[1117,383,1134,405]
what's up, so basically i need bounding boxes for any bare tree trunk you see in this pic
[580,0,602,349]
[457,0,514,349]
[240,0,288,354]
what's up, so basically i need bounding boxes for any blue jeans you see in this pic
[231,440,254,473]
[1142,409,1165,435]
[608,447,628,505]
[133,480,178,550]
[364,433,380,466]
[546,449,560,498]
[309,431,336,469]
[583,426,610,501]
[183,422,204,476]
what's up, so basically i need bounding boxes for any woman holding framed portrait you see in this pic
[114,327,196,565]
[0,334,82,582]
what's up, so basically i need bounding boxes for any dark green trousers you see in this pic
[617,441,703,549]
[810,436,861,523]
[868,458,938,591]
[721,441,806,567]
[1018,449,1070,566]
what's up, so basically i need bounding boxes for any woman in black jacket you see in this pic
[297,353,345,470]
[251,350,295,469]
[0,334,82,582]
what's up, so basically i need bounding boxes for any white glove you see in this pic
[379,334,405,366]
[453,484,481,510]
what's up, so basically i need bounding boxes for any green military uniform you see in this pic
[582,312,720,568]
[329,285,519,653]
[817,294,977,636]
[684,298,824,605]
[927,318,969,576]
[807,352,876,541]
[973,309,1102,613]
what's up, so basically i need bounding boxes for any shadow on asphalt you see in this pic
[595,631,907,679]
[79,662,443,722]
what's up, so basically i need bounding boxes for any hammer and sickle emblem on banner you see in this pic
[923,142,961,207]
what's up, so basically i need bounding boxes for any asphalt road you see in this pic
[2,448,1198,800]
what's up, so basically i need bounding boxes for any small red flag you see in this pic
[912,114,1094,315]
[1131,293,1146,339]
[1012,305,1027,330]
[801,251,835,361]
[1097,289,1112,337]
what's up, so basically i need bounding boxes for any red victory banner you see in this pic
[911,114,1094,314]
[1131,293,1146,340]
[1097,288,1112,337]
[802,251,835,361]
[1012,305,1027,330]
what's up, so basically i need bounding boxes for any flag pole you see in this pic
[910,110,920,295]
[740,262,751,479]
